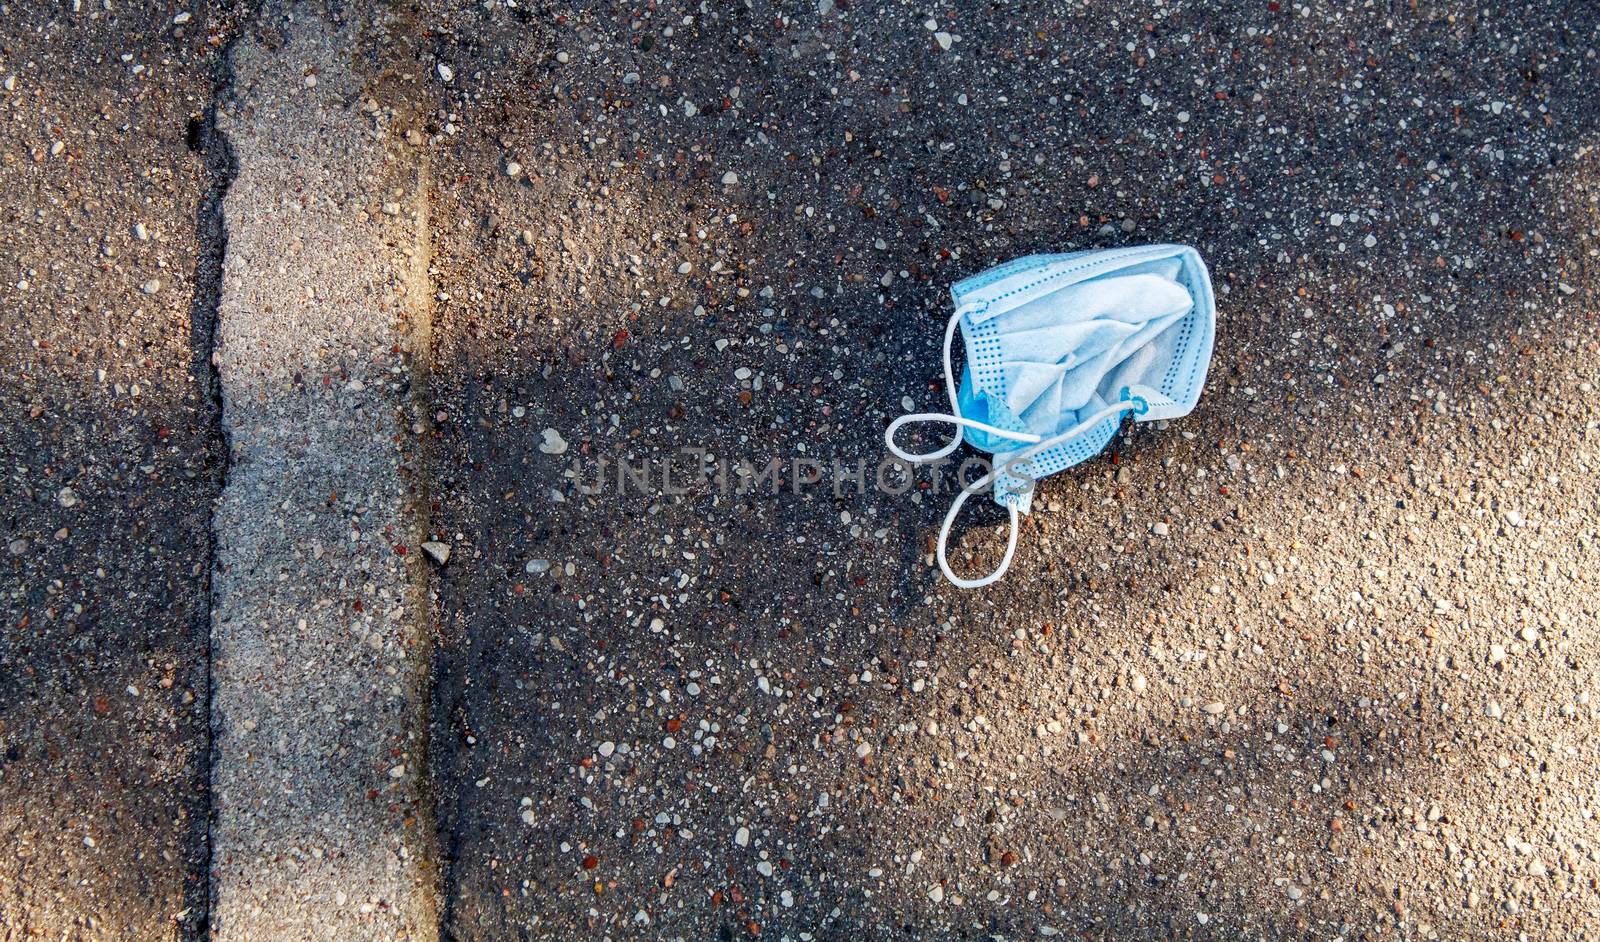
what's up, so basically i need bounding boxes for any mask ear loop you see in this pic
[884,304,1044,464]
[934,394,1147,588]
[935,476,1020,589]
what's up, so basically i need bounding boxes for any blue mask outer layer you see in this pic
[950,244,1216,511]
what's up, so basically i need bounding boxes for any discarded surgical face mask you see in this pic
[887,244,1216,588]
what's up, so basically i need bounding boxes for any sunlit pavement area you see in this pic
[3,1,1599,940]
[0,5,231,937]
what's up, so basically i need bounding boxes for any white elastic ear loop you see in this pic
[936,475,1020,589]
[1007,397,1145,470]
[884,305,1042,465]
[935,397,1142,588]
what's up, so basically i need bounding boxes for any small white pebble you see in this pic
[539,428,568,455]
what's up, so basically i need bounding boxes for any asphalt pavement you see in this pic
[0,4,234,938]
[2,1,1598,940]
[419,1,1600,939]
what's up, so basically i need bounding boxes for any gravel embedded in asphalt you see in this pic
[207,10,441,940]
[419,1,1600,938]
[0,5,236,938]
[1,1,1598,939]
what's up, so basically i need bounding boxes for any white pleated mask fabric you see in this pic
[886,244,1216,588]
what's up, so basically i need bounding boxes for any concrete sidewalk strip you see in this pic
[209,13,436,941]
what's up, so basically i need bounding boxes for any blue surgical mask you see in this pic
[887,244,1217,588]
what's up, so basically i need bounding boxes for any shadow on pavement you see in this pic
[0,4,241,939]
[418,1,1599,938]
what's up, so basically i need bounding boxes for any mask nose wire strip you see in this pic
[935,398,1139,589]
[884,304,1044,465]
